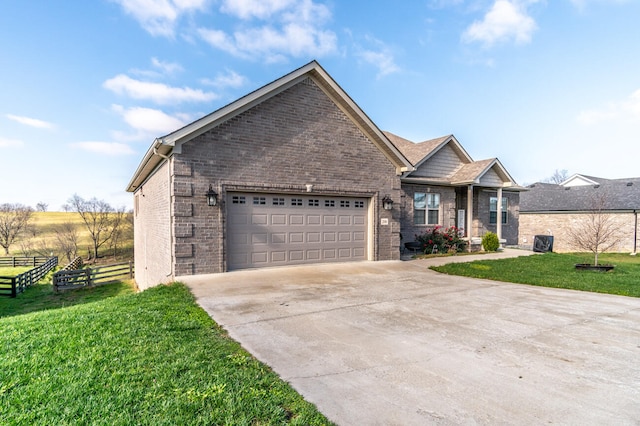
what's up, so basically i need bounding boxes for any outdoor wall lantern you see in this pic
[206,184,218,207]
[382,194,394,210]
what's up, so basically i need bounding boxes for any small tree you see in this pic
[55,222,80,263]
[36,202,48,212]
[0,203,34,255]
[568,194,621,265]
[67,194,125,261]
[543,169,569,184]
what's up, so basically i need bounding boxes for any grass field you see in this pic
[0,283,332,425]
[9,211,133,265]
[0,267,32,276]
[431,252,640,297]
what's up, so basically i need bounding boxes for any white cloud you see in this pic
[112,0,207,37]
[6,114,55,129]
[577,89,640,125]
[103,74,217,104]
[201,70,247,88]
[112,104,188,139]
[70,141,136,156]
[355,36,401,78]
[151,57,183,75]
[220,0,296,19]
[462,0,538,47]
[199,0,337,62]
[0,137,24,148]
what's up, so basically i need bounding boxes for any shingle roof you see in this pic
[451,158,496,183]
[520,177,640,212]
[383,131,449,166]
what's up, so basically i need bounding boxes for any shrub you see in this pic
[482,232,500,252]
[415,226,467,254]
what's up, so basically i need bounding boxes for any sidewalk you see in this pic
[401,247,537,264]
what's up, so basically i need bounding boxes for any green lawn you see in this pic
[0,267,32,276]
[0,283,332,425]
[431,252,640,297]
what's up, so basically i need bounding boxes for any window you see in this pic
[324,200,335,207]
[414,193,439,225]
[490,197,508,224]
[308,199,319,207]
[354,201,365,208]
[252,196,266,205]
[232,196,246,204]
[291,198,303,206]
[340,200,350,208]
[272,197,285,206]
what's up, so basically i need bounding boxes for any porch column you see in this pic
[496,187,503,242]
[466,185,473,239]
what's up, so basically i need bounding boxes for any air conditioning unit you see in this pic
[533,235,554,253]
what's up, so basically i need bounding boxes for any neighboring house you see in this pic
[127,61,522,289]
[519,174,640,253]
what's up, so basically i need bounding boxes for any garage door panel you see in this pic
[290,250,305,261]
[338,232,351,242]
[290,214,305,225]
[252,252,268,264]
[271,251,286,262]
[290,232,304,243]
[271,214,287,225]
[252,214,268,225]
[272,233,286,244]
[339,215,351,225]
[308,215,321,225]
[323,215,336,225]
[227,192,368,270]
[251,233,268,244]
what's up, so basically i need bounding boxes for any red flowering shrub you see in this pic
[415,226,466,254]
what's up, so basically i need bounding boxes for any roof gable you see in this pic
[127,61,413,192]
[560,174,601,187]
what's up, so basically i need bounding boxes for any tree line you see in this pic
[0,195,132,263]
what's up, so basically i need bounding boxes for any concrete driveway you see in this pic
[182,250,640,425]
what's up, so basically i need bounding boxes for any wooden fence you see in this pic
[0,256,52,267]
[53,260,134,292]
[0,257,59,298]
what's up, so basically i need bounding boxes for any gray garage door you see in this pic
[227,192,368,270]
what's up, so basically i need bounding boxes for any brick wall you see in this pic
[171,77,401,276]
[519,211,638,253]
[400,184,457,242]
[133,161,173,290]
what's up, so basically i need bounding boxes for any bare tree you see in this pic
[36,202,48,212]
[55,222,80,263]
[543,169,569,184]
[0,203,34,255]
[67,194,125,261]
[567,194,621,265]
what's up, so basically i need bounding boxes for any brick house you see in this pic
[127,61,523,289]
[519,174,640,253]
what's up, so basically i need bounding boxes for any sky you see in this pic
[1,0,639,210]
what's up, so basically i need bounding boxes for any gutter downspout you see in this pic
[633,210,638,256]
[153,145,175,277]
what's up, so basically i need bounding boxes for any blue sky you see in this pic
[1,0,639,210]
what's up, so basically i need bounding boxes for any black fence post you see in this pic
[11,277,16,298]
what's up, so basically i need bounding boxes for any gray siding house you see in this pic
[127,61,522,289]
